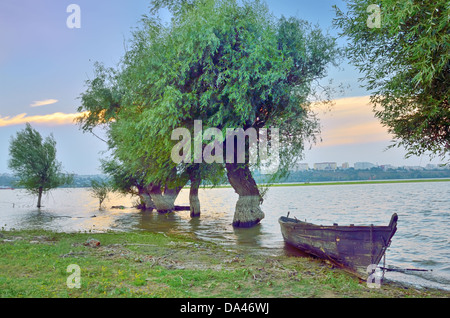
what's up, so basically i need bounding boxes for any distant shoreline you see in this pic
[263,178,450,187]
[213,178,450,189]
[2,177,449,190]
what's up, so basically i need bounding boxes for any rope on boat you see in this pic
[379,266,432,273]
[380,246,430,275]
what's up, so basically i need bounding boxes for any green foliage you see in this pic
[334,0,449,161]
[76,62,123,133]
[8,123,73,206]
[77,0,340,190]
[100,158,143,196]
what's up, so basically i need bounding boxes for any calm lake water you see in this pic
[1,181,449,291]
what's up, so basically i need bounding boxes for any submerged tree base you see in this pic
[149,193,177,213]
[232,195,265,228]
[135,205,191,213]
[189,194,201,218]
[138,193,156,211]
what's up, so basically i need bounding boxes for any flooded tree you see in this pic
[8,123,73,208]
[89,179,113,209]
[141,0,339,227]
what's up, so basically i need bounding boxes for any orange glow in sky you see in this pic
[314,96,392,148]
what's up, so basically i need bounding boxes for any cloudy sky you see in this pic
[0,0,444,175]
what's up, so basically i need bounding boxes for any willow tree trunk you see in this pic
[225,162,264,228]
[137,187,156,211]
[37,187,43,208]
[189,167,201,218]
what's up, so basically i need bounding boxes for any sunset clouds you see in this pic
[1,96,390,149]
[0,112,87,127]
[30,99,59,107]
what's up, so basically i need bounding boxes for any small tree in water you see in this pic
[8,123,73,208]
[90,179,112,209]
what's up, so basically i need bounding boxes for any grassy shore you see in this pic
[1,229,448,298]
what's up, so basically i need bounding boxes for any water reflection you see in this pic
[137,210,185,234]
[19,210,62,229]
[232,225,264,246]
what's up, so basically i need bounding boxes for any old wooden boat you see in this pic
[279,213,398,279]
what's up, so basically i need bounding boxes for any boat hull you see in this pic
[279,214,398,279]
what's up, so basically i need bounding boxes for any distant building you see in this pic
[341,162,349,169]
[380,164,395,171]
[314,162,337,171]
[354,162,376,170]
[291,163,309,171]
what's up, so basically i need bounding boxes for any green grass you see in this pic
[1,229,448,298]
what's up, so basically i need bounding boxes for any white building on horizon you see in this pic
[314,162,337,171]
[291,163,309,171]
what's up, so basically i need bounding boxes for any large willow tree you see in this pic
[78,0,339,227]
[334,0,449,161]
